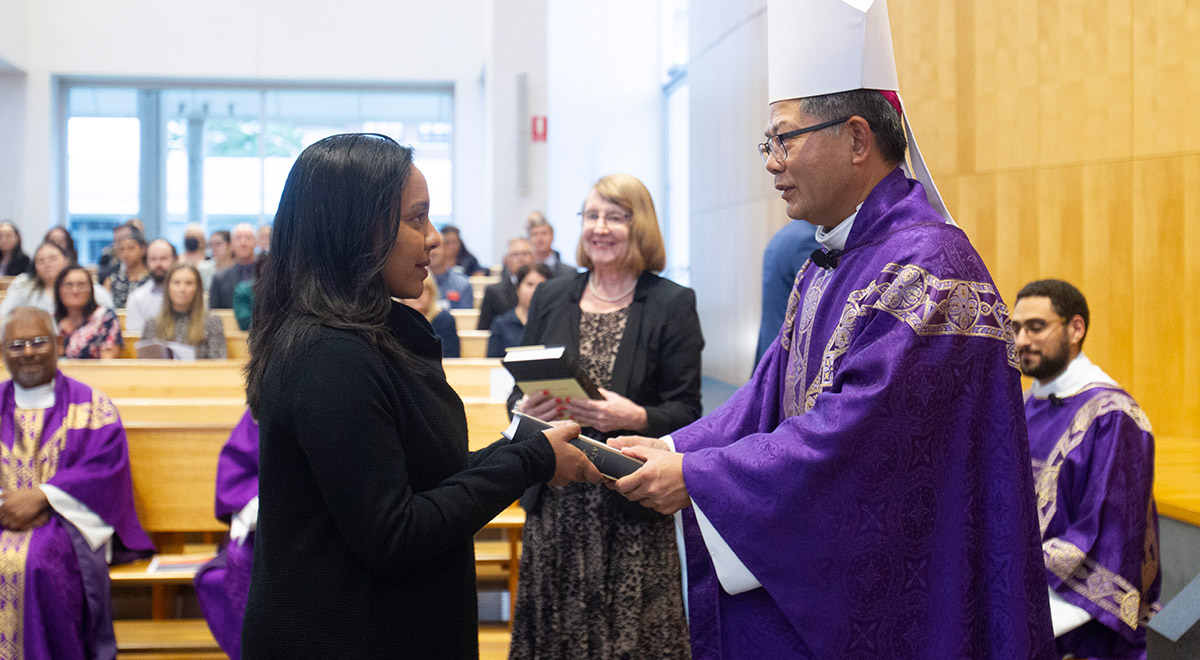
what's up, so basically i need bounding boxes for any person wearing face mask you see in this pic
[141,264,226,359]
[124,239,178,335]
[0,242,114,320]
[181,224,216,291]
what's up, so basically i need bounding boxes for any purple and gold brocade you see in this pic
[195,409,260,660]
[0,373,153,660]
[1027,385,1160,660]
[672,169,1055,659]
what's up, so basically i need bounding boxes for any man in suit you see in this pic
[209,223,257,309]
[526,211,577,279]
[477,237,535,330]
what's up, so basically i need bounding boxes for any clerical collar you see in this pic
[14,379,55,409]
[1029,352,1118,400]
[814,204,863,252]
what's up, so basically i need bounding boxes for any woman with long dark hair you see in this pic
[0,221,31,276]
[241,133,600,659]
[103,228,150,308]
[42,225,78,264]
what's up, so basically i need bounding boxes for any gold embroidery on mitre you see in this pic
[1044,537,1145,630]
[796,262,1014,413]
[1032,390,1153,537]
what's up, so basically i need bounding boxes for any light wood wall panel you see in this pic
[888,0,1199,443]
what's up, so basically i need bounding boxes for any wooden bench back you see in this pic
[123,423,231,534]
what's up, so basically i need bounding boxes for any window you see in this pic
[63,83,453,264]
[661,0,689,286]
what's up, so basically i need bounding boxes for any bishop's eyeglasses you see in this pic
[757,117,852,164]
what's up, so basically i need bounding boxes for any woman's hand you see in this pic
[517,389,565,422]
[562,388,647,433]
[542,422,604,486]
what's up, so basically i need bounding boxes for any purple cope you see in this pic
[1027,383,1160,660]
[195,409,260,660]
[671,169,1056,659]
[0,373,154,660]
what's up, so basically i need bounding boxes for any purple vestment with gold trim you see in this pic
[195,409,259,660]
[0,372,154,660]
[671,169,1055,659]
[1027,384,1160,660]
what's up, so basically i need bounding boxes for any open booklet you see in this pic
[501,346,603,400]
[502,411,645,480]
[134,339,197,360]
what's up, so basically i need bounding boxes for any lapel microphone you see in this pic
[1048,394,1065,407]
[810,248,842,270]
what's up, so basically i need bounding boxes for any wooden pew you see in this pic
[469,275,499,310]
[114,417,525,650]
[117,308,241,336]
[451,308,481,333]
[117,332,250,360]
[113,397,247,425]
[0,357,508,401]
[460,330,489,359]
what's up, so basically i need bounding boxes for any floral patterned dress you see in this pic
[60,307,123,359]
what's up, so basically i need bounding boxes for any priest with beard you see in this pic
[0,307,154,659]
[607,1,1054,657]
[1012,279,1160,660]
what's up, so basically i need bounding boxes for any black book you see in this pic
[502,346,603,400]
[503,412,645,480]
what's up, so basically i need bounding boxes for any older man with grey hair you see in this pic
[0,307,154,659]
[209,223,258,309]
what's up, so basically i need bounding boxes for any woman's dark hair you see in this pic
[439,224,479,264]
[515,262,553,285]
[246,133,417,413]
[53,265,97,322]
[0,221,24,258]
[43,225,78,264]
[119,229,149,266]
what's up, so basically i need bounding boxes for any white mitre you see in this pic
[767,0,953,224]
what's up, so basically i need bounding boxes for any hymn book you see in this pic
[501,345,603,400]
[503,412,645,480]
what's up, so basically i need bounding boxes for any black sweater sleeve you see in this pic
[284,336,554,577]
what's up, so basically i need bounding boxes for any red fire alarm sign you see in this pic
[531,116,547,142]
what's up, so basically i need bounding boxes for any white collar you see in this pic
[814,204,863,252]
[14,378,56,409]
[1029,352,1118,399]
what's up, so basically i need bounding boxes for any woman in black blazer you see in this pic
[508,173,703,660]
[241,134,599,660]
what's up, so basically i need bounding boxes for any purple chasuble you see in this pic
[0,372,154,660]
[671,169,1055,659]
[195,409,259,660]
[1027,385,1160,660]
